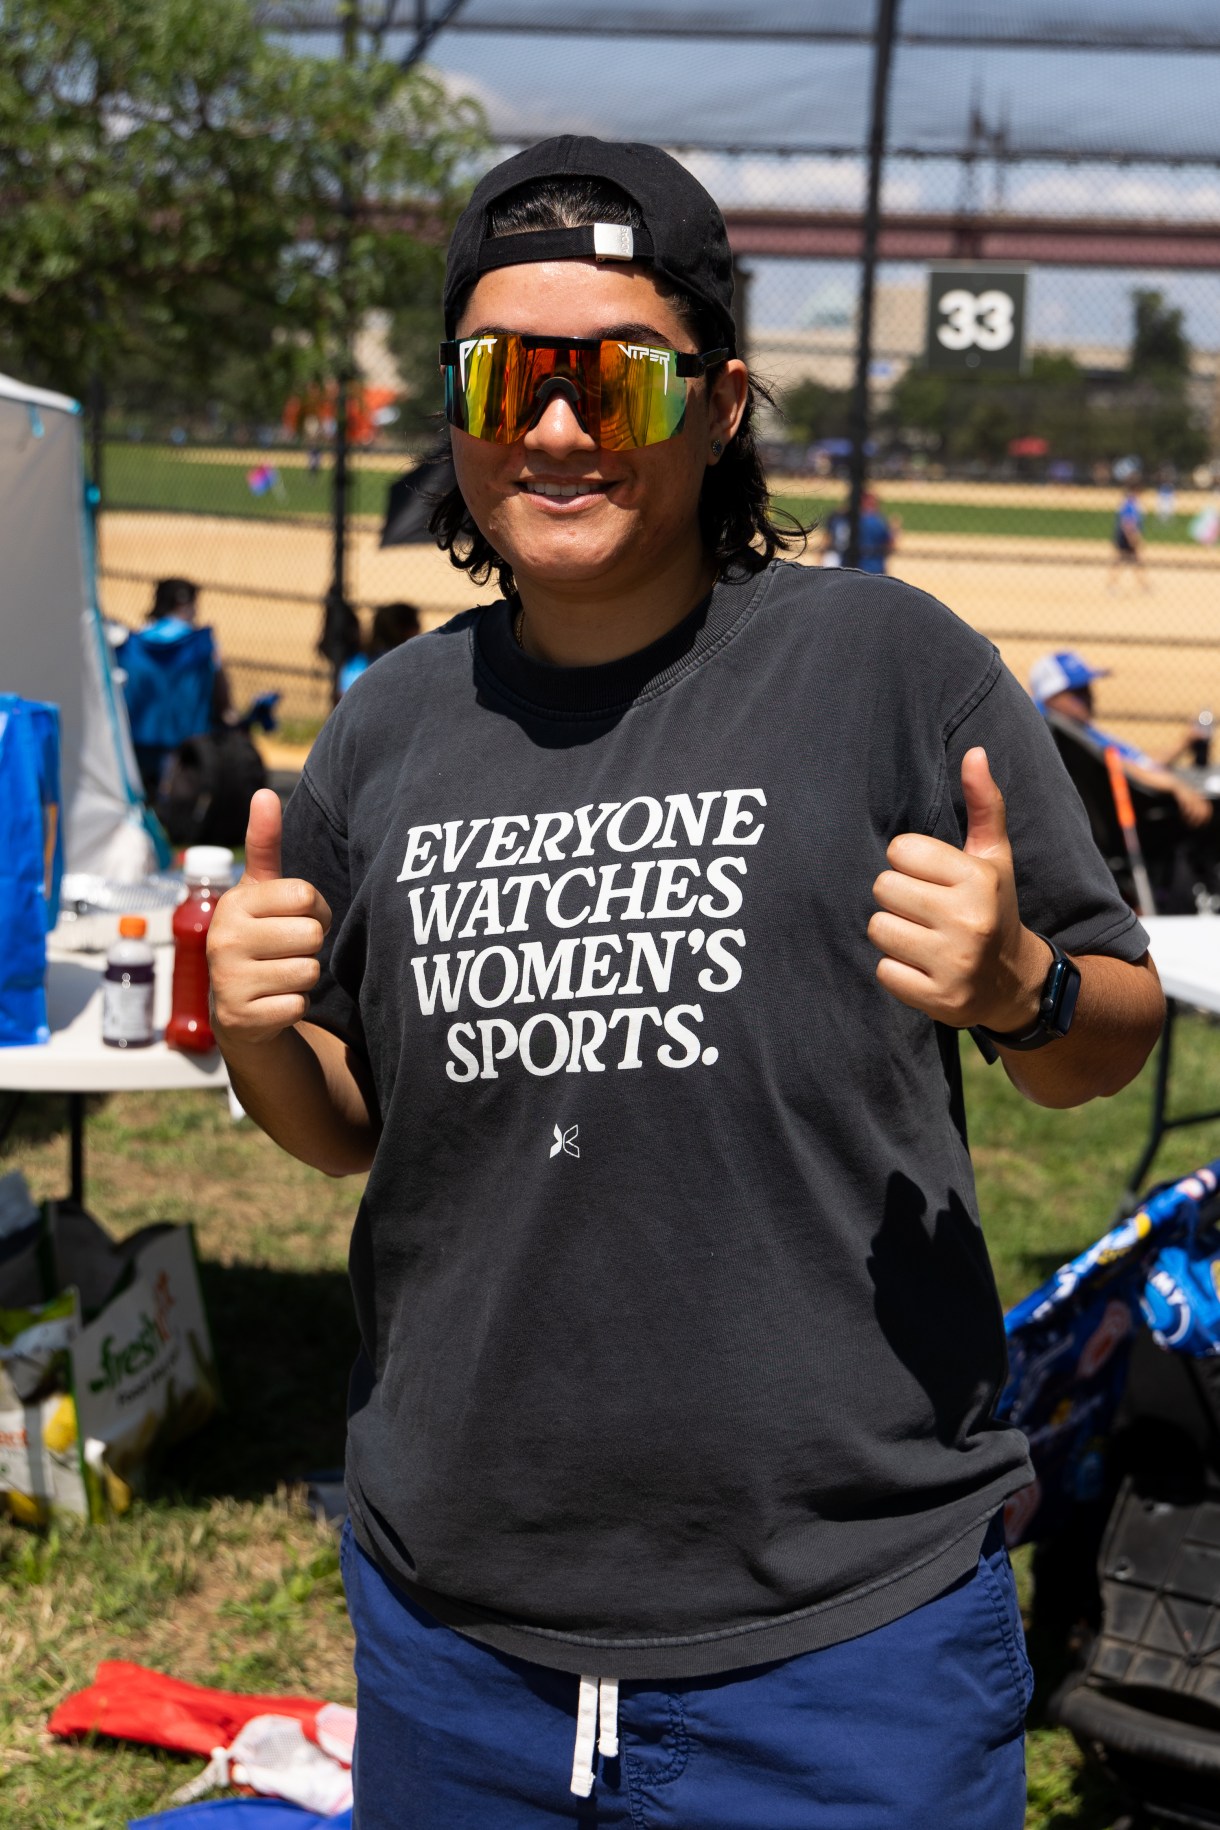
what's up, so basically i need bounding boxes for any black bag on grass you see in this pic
[159,726,267,848]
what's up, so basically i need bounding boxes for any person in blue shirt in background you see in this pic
[336,601,422,695]
[1108,484,1151,592]
[820,488,899,573]
[1031,649,1210,828]
[118,578,234,796]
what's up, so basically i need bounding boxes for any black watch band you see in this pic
[972,934,1082,1056]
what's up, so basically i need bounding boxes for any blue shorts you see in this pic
[340,1516,1031,1829]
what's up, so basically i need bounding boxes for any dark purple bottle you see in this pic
[102,916,155,1049]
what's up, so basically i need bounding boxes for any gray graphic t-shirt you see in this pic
[282,559,1147,1678]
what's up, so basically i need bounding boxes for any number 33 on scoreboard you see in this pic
[936,288,1016,352]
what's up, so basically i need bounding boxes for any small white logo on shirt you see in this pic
[550,1124,580,1159]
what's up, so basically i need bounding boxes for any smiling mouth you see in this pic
[517,480,614,499]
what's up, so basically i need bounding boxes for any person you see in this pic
[1108,482,1150,591]
[336,601,422,695]
[317,584,362,706]
[147,577,234,720]
[117,577,232,796]
[1031,649,1212,829]
[207,138,1164,1829]
[819,487,899,572]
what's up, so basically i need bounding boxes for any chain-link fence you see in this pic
[94,304,500,732]
[733,148,1220,765]
[95,4,1220,760]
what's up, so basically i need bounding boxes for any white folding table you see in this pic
[0,948,229,1203]
[5,920,1217,1210]
[1125,915,1220,1204]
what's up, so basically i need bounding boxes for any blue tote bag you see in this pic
[0,695,63,1046]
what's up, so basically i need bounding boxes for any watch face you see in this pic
[1053,958,1083,1037]
[977,940,1081,1049]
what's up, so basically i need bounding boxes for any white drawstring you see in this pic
[571,1676,599,1796]
[570,1674,620,1796]
[598,1676,619,1757]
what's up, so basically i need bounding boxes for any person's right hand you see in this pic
[207,789,333,1046]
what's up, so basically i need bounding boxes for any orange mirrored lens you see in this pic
[444,335,690,449]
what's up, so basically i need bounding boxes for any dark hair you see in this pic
[430,175,804,597]
[317,584,361,669]
[148,576,198,620]
[370,601,422,656]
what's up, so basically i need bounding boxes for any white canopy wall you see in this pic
[0,373,153,879]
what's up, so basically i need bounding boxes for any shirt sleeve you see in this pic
[1086,723,1151,767]
[280,762,368,1055]
[938,659,1150,963]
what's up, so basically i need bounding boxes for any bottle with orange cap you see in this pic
[101,915,155,1049]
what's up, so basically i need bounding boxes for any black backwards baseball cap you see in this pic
[442,136,737,353]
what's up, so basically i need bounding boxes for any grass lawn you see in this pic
[102,444,1203,546]
[103,445,395,523]
[770,492,1198,545]
[6,1018,1220,1826]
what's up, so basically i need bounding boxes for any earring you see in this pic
[711,439,723,457]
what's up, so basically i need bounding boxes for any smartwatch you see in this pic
[972,934,1082,1059]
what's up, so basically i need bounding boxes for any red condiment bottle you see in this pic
[166,846,234,1054]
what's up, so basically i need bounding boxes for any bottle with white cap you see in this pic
[101,915,155,1049]
[1192,708,1214,768]
[166,846,234,1055]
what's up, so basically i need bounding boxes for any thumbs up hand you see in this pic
[868,747,1052,1034]
[242,786,286,884]
[207,789,333,1046]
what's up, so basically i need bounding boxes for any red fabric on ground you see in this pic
[47,1661,330,1756]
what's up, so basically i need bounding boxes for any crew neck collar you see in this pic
[474,566,766,718]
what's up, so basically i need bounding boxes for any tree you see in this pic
[778,377,853,446]
[1111,289,1205,472]
[385,241,449,443]
[884,355,1087,466]
[882,344,1207,475]
[0,0,486,425]
[1130,288,1191,379]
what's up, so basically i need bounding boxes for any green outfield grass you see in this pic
[5,1015,1219,1825]
[102,444,394,521]
[101,444,1205,545]
[770,493,1199,544]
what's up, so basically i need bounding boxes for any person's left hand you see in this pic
[868,746,1050,1033]
[1173,780,1213,828]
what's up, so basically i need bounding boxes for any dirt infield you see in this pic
[98,511,502,721]
[97,509,1220,751]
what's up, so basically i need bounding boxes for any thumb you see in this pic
[243,788,283,882]
[961,747,1009,857]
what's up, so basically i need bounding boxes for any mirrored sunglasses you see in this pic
[439,332,728,450]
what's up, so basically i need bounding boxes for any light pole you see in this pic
[845,0,900,570]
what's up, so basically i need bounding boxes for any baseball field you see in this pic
[96,449,1220,751]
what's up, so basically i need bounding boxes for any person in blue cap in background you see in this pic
[1031,649,1212,828]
